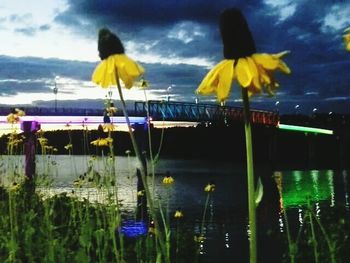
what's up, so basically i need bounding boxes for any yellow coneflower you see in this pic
[64,144,73,150]
[6,113,19,124]
[90,137,113,147]
[38,137,48,146]
[103,123,115,132]
[174,210,184,219]
[92,28,144,89]
[196,9,290,102]
[204,182,215,193]
[137,190,145,197]
[162,175,174,185]
[194,234,205,243]
[197,52,290,101]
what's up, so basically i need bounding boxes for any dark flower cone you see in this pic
[220,8,256,59]
[98,28,125,60]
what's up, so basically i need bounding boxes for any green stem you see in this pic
[241,88,257,263]
[115,77,168,263]
[143,89,157,200]
[201,193,210,236]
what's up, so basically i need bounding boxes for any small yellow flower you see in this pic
[343,27,350,51]
[174,210,184,219]
[194,235,205,243]
[10,182,20,191]
[204,182,215,192]
[6,108,25,124]
[6,113,19,124]
[103,123,115,132]
[15,108,25,117]
[90,137,113,147]
[44,145,53,151]
[162,175,174,185]
[137,190,145,197]
[38,137,48,146]
[64,143,73,150]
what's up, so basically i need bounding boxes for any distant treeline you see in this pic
[1,122,350,170]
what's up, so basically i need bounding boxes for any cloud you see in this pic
[1,1,350,114]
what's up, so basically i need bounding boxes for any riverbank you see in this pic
[1,124,349,170]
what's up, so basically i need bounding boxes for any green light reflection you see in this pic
[274,170,334,208]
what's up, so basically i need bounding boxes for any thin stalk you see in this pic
[308,209,319,263]
[241,88,257,263]
[143,89,157,200]
[277,186,296,263]
[200,193,210,236]
[311,211,336,263]
[115,77,168,262]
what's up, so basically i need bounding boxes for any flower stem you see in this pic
[115,77,168,262]
[241,88,257,263]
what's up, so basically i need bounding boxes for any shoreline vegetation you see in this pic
[1,123,349,170]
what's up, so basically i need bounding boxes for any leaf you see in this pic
[255,177,264,207]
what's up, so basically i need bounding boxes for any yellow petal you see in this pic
[115,55,144,89]
[252,53,279,70]
[344,34,350,51]
[246,57,261,91]
[236,58,253,87]
[272,50,290,59]
[278,60,291,74]
[216,60,234,102]
[196,60,232,95]
[256,66,271,85]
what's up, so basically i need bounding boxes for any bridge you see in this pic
[0,100,334,135]
[134,100,279,125]
[0,100,279,126]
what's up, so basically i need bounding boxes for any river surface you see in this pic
[1,155,349,262]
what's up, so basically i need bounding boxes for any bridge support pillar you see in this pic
[21,121,40,180]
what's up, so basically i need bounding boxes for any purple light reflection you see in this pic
[0,116,146,124]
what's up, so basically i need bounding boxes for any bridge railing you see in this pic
[134,100,279,126]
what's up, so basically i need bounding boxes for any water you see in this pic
[1,155,349,262]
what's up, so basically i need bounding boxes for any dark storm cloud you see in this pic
[0,56,96,96]
[2,1,350,114]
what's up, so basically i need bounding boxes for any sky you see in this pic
[0,0,349,115]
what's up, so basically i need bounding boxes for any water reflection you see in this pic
[1,154,350,262]
[274,170,335,209]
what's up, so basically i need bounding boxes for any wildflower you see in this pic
[174,209,184,219]
[196,8,290,102]
[125,150,131,155]
[44,145,53,151]
[343,27,350,51]
[148,220,156,235]
[92,28,144,89]
[38,137,48,146]
[90,137,113,147]
[162,174,174,185]
[194,234,205,243]
[103,123,115,132]
[64,143,73,150]
[204,182,215,192]
[137,190,145,197]
[10,182,20,191]
[15,108,25,117]
[6,114,19,124]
